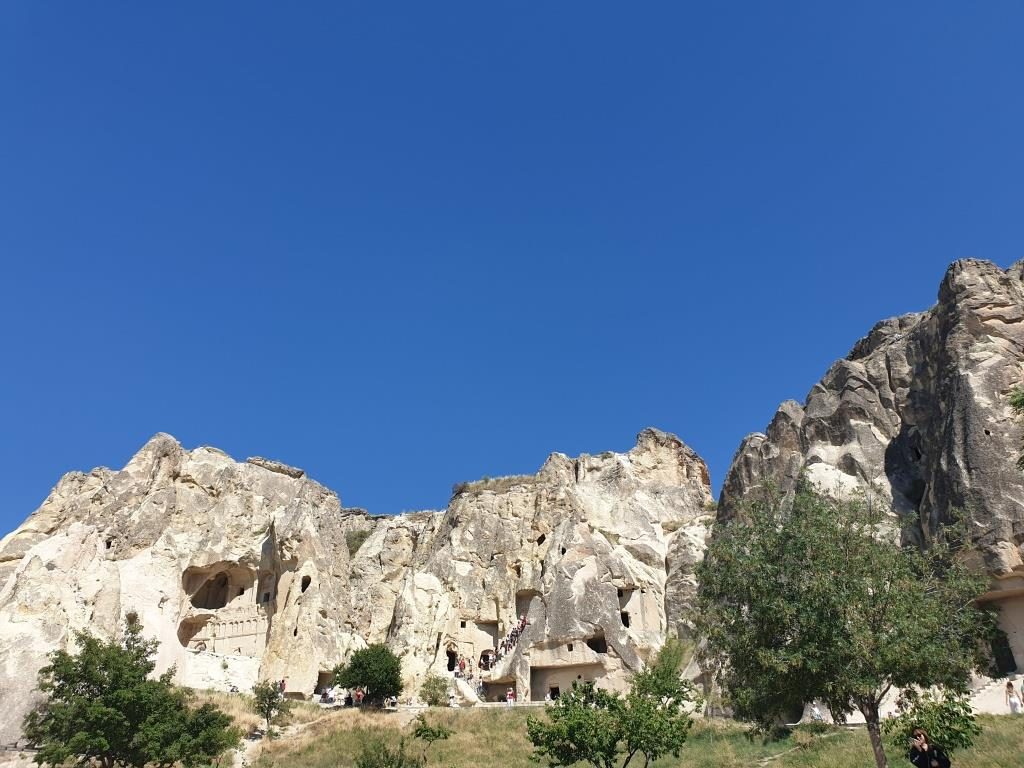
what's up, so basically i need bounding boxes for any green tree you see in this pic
[411,713,453,761]
[883,689,980,756]
[333,644,403,706]
[419,674,450,707]
[696,482,997,768]
[527,641,699,768]
[23,615,239,768]
[251,680,291,735]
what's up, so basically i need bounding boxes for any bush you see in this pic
[883,689,981,755]
[334,644,403,706]
[347,529,371,557]
[420,674,450,707]
[355,738,425,768]
[252,680,292,733]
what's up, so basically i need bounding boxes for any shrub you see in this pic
[419,674,450,707]
[354,738,425,768]
[883,689,981,755]
[346,529,371,557]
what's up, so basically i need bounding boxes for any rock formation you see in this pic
[719,259,1024,673]
[0,428,712,742]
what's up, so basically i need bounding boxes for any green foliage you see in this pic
[419,674,450,707]
[883,689,981,754]
[1011,387,1024,469]
[22,615,239,768]
[527,641,699,768]
[412,713,453,760]
[346,529,371,556]
[252,680,292,733]
[354,737,425,768]
[695,482,997,768]
[333,644,403,706]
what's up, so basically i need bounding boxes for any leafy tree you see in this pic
[251,680,291,734]
[419,674,450,707]
[883,689,980,756]
[23,615,239,768]
[696,482,997,768]
[527,641,699,768]
[333,644,403,706]
[411,713,453,761]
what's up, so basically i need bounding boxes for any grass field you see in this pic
[250,708,1024,768]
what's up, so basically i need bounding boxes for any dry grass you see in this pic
[188,689,325,733]
[251,708,1024,768]
[452,475,537,498]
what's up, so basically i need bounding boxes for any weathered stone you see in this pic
[719,258,1024,670]
[0,428,712,741]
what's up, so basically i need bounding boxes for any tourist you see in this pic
[506,687,515,706]
[458,656,466,677]
[354,687,364,707]
[809,703,824,722]
[1007,680,1022,714]
[908,728,950,768]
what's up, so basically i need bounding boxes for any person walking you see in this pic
[909,728,950,768]
[1007,680,1022,714]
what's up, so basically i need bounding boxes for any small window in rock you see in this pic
[620,611,631,628]
[460,620,467,629]
[617,588,623,598]
[301,576,311,593]
[262,592,271,603]
[984,429,992,436]
[567,643,574,652]
[586,637,608,654]
[293,628,298,637]
[514,564,522,577]
[105,539,113,550]
[560,547,567,555]
[536,534,546,545]
[640,588,646,594]
[549,686,560,699]
[238,587,245,596]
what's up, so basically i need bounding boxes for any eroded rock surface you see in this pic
[719,259,1024,668]
[0,428,712,741]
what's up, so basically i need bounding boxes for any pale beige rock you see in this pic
[0,428,712,741]
[719,258,1024,677]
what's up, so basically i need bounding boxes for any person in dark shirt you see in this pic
[909,728,950,768]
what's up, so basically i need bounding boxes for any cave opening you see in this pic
[301,575,311,593]
[191,572,231,610]
[447,649,458,672]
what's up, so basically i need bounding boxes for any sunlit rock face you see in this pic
[719,259,1024,668]
[0,428,712,741]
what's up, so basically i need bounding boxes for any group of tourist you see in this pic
[478,614,531,671]
[453,654,475,680]
[316,685,365,707]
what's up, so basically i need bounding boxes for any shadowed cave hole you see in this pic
[191,572,230,610]
[301,575,311,593]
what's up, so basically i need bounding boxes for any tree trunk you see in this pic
[860,699,889,768]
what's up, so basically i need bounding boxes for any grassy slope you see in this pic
[251,709,1024,768]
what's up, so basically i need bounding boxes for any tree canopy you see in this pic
[333,644,403,706]
[23,615,239,768]
[251,680,292,734]
[696,482,997,768]
[526,639,699,768]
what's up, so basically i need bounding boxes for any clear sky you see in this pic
[2,3,1023,533]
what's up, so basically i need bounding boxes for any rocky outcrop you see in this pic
[0,428,712,741]
[719,259,1024,668]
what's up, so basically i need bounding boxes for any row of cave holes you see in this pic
[292,576,313,637]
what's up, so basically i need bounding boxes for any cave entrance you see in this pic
[315,671,334,695]
[446,648,458,672]
[191,573,230,609]
[586,635,607,654]
[177,616,212,648]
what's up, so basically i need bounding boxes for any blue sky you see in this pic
[2,3,1022,531]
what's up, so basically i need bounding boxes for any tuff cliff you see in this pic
[0,428,712,742]
[719,259,1024,668]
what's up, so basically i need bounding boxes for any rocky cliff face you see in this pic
[719,259,1024,668]
[0,428,712,742]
